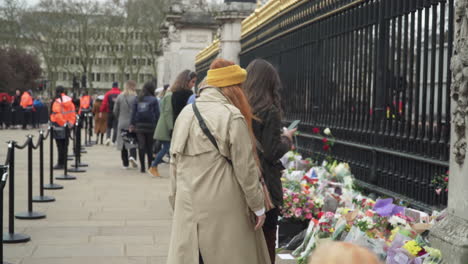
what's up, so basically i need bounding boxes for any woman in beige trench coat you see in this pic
[167,59,271,264]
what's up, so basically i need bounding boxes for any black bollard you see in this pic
[71,119,88,168]
[86,112,95,146]
[3,142,31,243]
[1,165,12,264]
[56,125,77,180]
[69,120,86,173]
[33,131,55,203]
[15,135,46,220]
[44,126,63,190]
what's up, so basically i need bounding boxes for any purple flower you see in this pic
[373,198,405,217]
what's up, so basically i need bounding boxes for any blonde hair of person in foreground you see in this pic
[308,242,382,264]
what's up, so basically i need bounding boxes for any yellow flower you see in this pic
[403,240,422,256]
[329,228,335,233]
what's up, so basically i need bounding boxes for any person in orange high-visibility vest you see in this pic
[79,91,92,115]
[50,86,76,169]
[79,91,93,131]
[20,90,33,130]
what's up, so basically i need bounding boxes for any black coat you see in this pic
[172,90,193,123]
[253,105,291,207]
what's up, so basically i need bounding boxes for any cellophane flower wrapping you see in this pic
[292,221,315,257]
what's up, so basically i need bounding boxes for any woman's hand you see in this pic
[282,128,297,141]
[254,214,266,230]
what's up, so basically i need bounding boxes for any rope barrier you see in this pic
[31,134,42,150]
[42,127,51,140]
[14,137,31,150]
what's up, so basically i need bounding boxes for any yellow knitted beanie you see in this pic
[206,65,247,87]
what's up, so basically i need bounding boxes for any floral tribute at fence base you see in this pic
[277,129,446,264]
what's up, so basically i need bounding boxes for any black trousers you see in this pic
[55,138,69,165]
[136,132,154,171]
[106,113,118,143]
[121,146,137,167]
[22,109,32,129]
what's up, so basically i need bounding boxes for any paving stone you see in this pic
[126,244,169,257]
[21,257,147,264]
[90,235,154,244]
[32,244,124,258]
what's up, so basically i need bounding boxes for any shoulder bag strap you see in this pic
[192,102,232,165]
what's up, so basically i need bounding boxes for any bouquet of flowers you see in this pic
[281,188,317,221]
[431,171,449,195]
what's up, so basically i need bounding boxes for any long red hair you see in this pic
[209,59,258,159]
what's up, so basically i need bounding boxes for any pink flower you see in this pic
[322,138,328,144]
[444,177,449,182]
[325,212,335,218]
[312,127,320,134]
[305,213,313,219]
[445,188,448,192]
[323,145,330,151]
[295,208,303,218]
[304,208,311,213]
[435,188,442,195]
[293,198,300,203]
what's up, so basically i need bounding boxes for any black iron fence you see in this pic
[237,0,453,210]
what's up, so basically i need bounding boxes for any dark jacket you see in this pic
[252,105,292,207]
[171,90,193,123]
[131,96,160,133]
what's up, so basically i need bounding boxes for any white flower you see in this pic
[324,128,332,136]
[388,215,407,227]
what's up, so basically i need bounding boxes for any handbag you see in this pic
[53,126,66,140]
[192,102,275,212]
[120,128,137,145]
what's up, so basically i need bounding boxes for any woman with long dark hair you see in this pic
[130,82,160,173]
[149,70,196,177]
[50,86,76,170]
[167,59,270,264]
[243,59,296,264]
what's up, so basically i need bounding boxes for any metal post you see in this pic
[69,119,86,173]
[3,142,30,243]
[15,136,46,220]
[33,131,55,202]
[56,126,77,180]
[1,165,12,263]
[44,126,63,190]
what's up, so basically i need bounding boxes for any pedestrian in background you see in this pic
[20,90,33,130]
[50,86,76,170]
[243,58,296,264]
[0,94,11,129]
[167,58,270,264]
[114,80,138,169]
[93,95,107,144]
[148,71,195,177]
[12,89,21,128]
[130,82,160,173]
[100,82,121,145]
[32,96,44,129]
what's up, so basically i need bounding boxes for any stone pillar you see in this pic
[429,1,468,263]
[158,1,218,86]
[216,2,256,64]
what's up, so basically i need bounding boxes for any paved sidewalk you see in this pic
[1,128,294,264]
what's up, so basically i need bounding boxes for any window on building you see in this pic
[133,59,137,65]
[148,59,153,66]
[111,73,116,81]
[91,73,95,82]
[96,73,101,82]
[104,73,109,82]
[98,58,102,65]
[139,74,144,83]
